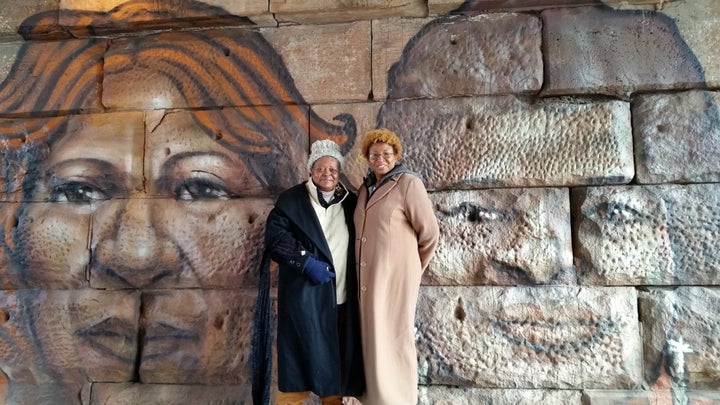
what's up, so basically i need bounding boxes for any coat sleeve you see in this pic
[404,176,440,270]
[264,206,309,272]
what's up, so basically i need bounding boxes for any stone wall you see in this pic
[0,0,718,404]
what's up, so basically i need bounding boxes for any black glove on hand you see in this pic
[303,256,335,284]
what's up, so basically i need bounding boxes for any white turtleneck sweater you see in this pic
[306,179,349,304]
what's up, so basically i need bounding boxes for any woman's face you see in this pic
[310,156,341,192]
[21,110,268,288]
[15,108,272,378]
[367,142,398,180]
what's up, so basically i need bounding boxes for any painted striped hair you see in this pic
[0,0,355,200]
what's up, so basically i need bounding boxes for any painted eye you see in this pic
[50,181,108,203]
[174,177,230,201]
[440,202,507,222]
[596,201,643,223]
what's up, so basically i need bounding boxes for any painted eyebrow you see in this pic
[45,158,131,195]
[156,150,231,192]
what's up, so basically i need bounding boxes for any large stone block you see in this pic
[660,0,720,88]
[639,287,720,390]
[371,17,432,101]
[573,183,720,285]
[0,0,56,39]
[419,386,582,404]
[138,290,256,385]
[0,289,140,385]
[57,1,257,37]
[61,0,268,16]
[0,381,89,405]
[542,5,707,97]
[377,13,542,100]
[0,202,91,289]
[142,108,308,197]
[427,188,574,285]
[90,197,272,289]
[310,101,383,187]
[633,90,720,184]
[103,29,315,110]
[429,0,668,15]
[582,388,720,404]
[416,286,643,389]
[89,383,252,404]
[0,41,21,79]
[261,21,372,104]
[0,112,144,198]
[377,96,633,189]
[270,0,426,24]
[0,39,104,116]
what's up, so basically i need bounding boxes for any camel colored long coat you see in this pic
[354,170,439,405]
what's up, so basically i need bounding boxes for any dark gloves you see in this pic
[303,256,335,284]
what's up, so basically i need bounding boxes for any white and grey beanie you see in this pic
[307,139,345,172]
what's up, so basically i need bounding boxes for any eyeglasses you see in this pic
[368,152,395,161]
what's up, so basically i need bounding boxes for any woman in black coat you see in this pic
[252,140,364,405]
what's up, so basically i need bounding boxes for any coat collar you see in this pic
[306,177,350,208]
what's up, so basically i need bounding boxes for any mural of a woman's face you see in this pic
[0,1,352,400]
[11,107,274,387]
[18,109,269,290]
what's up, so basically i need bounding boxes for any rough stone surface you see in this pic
[371,17,433,101]
[261,21,372,104]
[542,5,707,97]
[379,13,542,100]
[573,183,720,285]
[0,41,21,79]
[0,0,56,38]
[0,290,139,384]
[0,38,104,116]
[429,0,668,15]
[416,286,643,389]
[660,0,720,88]
[639,288,720,390]
[582,388,720,404]
[90,197,272,289]
[0,381,89,405]
[89,383,253,404]
[377,96,634,189]
[419,386,582,404]
[427,188,574,285]
[0,202,91,289]
[633,90,720,184]
[0,0,719,402]
[270,0,426,24]
[61,0,268,16]
[310,101,383,188]
[103,29,313,109]
[55,0,258,37]
[138,290,256,385]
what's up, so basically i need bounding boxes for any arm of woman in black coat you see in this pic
[264,207,309,272]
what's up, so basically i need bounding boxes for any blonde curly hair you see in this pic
[360,128,403,159]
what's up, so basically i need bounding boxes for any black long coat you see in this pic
[252,182,364,403]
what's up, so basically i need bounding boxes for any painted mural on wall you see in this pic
[0,0,357,402]
[0,0,718,403]
[376,0,720,401]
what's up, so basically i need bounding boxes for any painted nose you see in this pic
[92,197,182,288]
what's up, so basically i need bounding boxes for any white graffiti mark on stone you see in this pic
[667,337,693,380]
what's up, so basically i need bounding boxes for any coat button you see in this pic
[361,237,367,242]
[361,286,367,292]
[360,261,366,267]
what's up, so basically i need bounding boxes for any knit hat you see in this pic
[307,139,345,172]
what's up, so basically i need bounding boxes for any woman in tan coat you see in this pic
[354,129,439,404]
